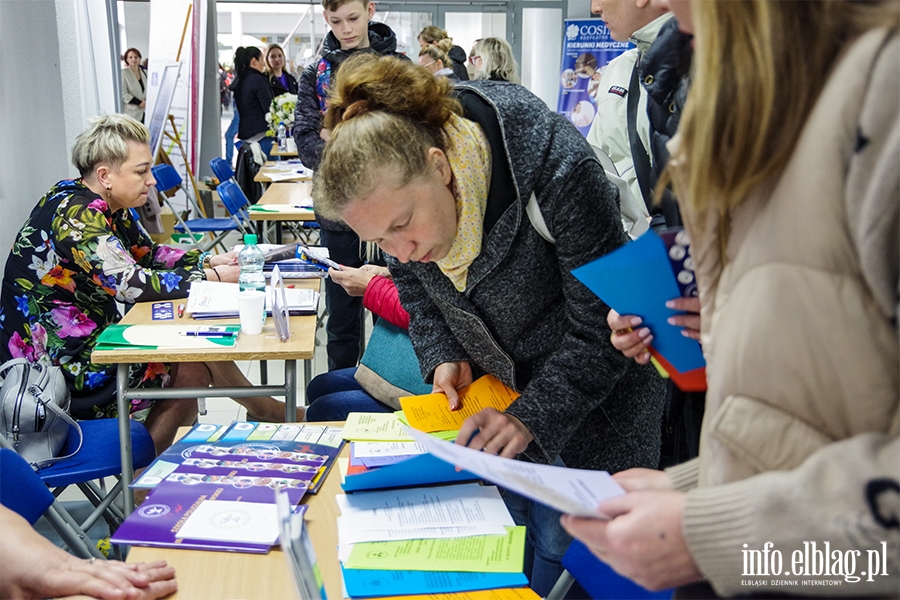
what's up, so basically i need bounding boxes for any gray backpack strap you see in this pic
[525,193,555,244]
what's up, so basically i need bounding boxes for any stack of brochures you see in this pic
[185,280,319,318]
[111,422,344,553]
[336,483,531,597]
[331,375,632,597]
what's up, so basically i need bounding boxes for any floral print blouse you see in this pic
[0,179,205,406]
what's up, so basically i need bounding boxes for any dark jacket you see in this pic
[390,81,666,472]
[640,17,692,228]
[447,45,470,82]
[232,68,274,141]
[294,21,407,231]
[268,71,298,97]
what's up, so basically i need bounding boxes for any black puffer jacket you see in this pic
[639,17,693,228]
[293,21,407,231]
[447,45,470,81]
[390,82,666,473]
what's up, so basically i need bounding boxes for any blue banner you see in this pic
[557,19,633,136]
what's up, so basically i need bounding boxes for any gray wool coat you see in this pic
[389,81,666,473]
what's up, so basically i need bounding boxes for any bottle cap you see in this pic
[243,233,258,245]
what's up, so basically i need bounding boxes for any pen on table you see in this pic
[177,303,185,318]
[179,331,236,337]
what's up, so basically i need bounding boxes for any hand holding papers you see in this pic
[409,429,625,518]
[400,375,520,433]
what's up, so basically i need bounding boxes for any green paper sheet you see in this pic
[345,526,525,573]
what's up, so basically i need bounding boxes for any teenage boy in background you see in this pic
[293,0,407,371]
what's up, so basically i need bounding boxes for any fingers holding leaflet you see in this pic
[456,408,533,458]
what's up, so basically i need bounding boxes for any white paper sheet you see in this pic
[335,483,515,543]
[176,500,280,545]
[352,441,428,459]
[409,429,626,518]
[337,517,507,545]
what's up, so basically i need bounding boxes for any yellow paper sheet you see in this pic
[343,413,415,442]
[400,375,520,433]
[395,412,460,441]
[345,526,525,573]
[375,588,540,600]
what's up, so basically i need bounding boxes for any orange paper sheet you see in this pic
[400,375,520,433]
[376,587,540,600]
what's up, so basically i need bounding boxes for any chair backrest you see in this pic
[217,180,251,217]
[561,540,673,599]
[210,157,236,183]
[0,448,55,525]
[152,163,183,194]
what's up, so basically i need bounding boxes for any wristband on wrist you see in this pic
[199,251,212,267]
[211,267,221,281]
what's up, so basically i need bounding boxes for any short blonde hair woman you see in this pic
[561,1,900,597]
[1,114,296,454]
[470,37,519,84]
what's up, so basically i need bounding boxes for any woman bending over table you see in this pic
[0,114,294,454]
[313,54,665,596]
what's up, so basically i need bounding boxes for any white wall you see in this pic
[121,1,151,61]
[0,0,83,284]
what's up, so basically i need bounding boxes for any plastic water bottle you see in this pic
[277,121,288,152]
[238,234,266,293]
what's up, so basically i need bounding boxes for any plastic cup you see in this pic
[237,290,266,335]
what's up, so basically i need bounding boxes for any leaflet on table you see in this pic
[340,567,529,598]
[343,526,525,573]
[94,324,240,350]
[132,422,344,494]
[336,483,514,544]
[278,491,328,600]
[409,429,625,518]
[110,478,308,553]
[185,280,318,317]
[399,375,520,433]
[350,441,427,468]
[375,589,540,600]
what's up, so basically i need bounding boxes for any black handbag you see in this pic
[0,358,82,469]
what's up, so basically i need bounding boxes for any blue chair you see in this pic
[1,419,155,559]
[210,157,236,184]
[550,540,674,599]
[152,163,247,252]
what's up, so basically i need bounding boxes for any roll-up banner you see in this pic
[556,20,632,136]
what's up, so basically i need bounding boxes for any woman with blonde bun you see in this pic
[418,25,469,81]
[313,53,665,597]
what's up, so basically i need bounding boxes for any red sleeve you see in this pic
[363,275,410,329]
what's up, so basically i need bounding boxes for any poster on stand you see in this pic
[556,20,633,137]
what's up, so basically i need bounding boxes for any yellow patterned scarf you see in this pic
[436,114,492,291]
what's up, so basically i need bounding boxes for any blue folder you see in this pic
[342,565,529,597]
[572,231,705,374]
[341,453,479,492]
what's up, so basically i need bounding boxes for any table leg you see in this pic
[116,364,135,516]
[284,360,297,422]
